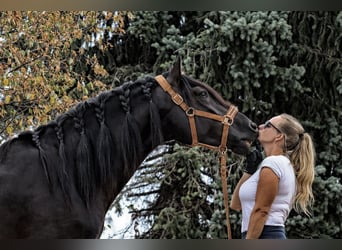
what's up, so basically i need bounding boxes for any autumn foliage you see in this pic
[0,11,129,139]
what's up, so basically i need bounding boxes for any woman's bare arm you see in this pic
[245,167,279,239]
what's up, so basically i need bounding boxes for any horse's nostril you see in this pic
[249,121,258,132]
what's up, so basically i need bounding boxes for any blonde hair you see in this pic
[278,113,315,216]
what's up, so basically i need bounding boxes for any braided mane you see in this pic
[0,76,163,207]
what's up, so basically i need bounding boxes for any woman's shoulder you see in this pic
[263,155,289,163]
[261,155,290,177]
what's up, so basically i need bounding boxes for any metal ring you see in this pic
[186,107,195,117]
[219,146,228,154]
[222,115,234,125]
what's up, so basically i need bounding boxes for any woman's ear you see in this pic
[275,133,285,143]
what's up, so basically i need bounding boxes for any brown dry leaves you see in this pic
[0,11,129,138]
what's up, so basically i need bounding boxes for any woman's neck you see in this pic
[264,145,284,157]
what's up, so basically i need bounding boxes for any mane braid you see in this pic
[73,104,95,207]
[92,93,116,192]
[141,79,163,148]
[32,128,51,188]
[54,116,72,204]
[116,81,143,177]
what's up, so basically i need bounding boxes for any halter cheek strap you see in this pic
[155,75,237,239]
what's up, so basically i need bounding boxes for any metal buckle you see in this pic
[172,94,184,105]
[222,115,233,125]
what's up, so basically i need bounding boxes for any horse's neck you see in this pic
[98,82,163,203]
[28,79,162,212]
[56,80,161,209]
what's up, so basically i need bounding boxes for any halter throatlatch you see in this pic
[155,75,237,239]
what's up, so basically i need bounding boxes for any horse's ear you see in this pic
[167,57,182,87]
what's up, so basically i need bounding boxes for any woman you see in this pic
[230,113,315,239]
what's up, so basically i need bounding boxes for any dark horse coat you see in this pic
[0,59,258,238]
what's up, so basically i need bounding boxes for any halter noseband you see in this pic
[155,75,238,153]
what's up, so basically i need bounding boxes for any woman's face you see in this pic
[258,115,283,145]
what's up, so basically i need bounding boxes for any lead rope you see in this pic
[217,104,237,240]
[220,151,232,239]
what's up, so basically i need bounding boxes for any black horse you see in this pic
[0,58,258,238]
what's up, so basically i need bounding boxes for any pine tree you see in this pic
[109,11,342,239]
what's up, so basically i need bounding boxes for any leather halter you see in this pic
[155,75,237,239]
[155,75,238,152]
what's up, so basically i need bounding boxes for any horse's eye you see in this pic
[193,87,208,98]
[200,91,208,98]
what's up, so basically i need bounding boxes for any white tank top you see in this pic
[239,155,296,233]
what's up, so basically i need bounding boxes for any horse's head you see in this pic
[154,58,258,155]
